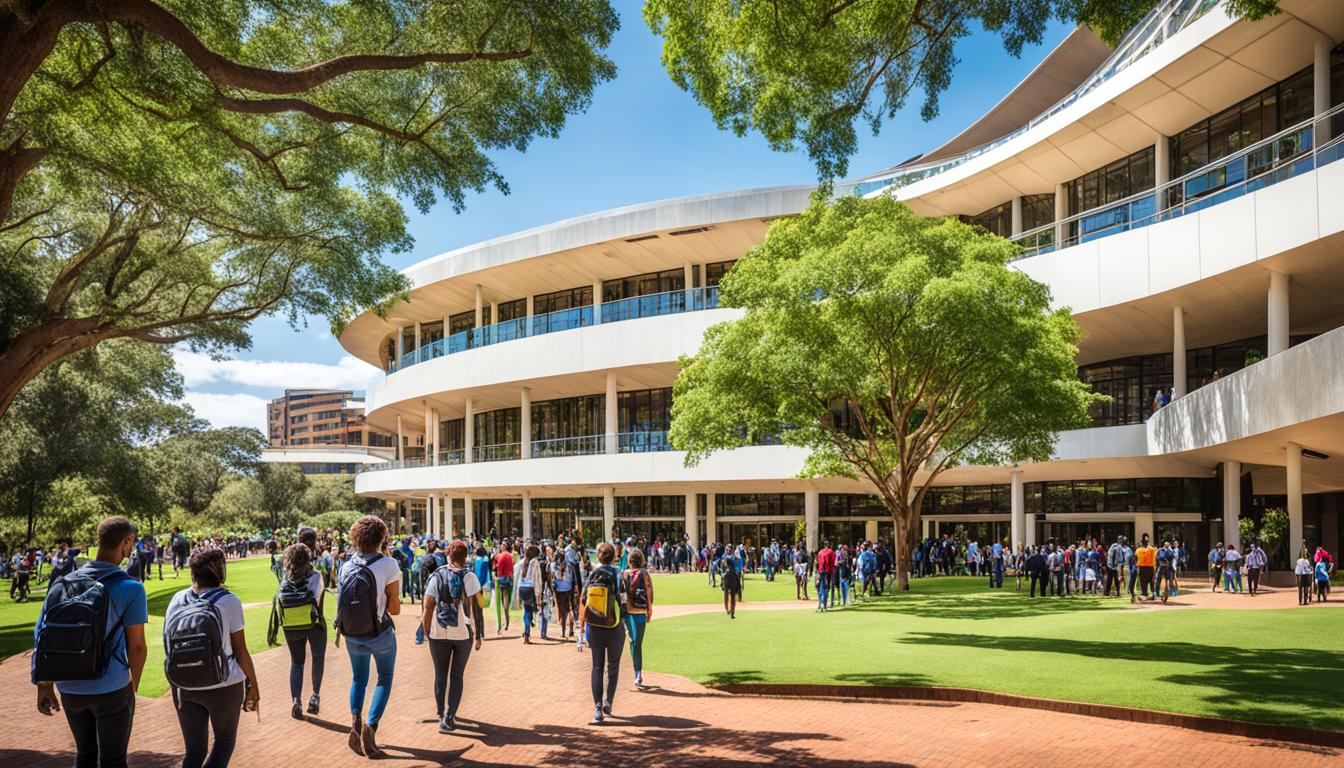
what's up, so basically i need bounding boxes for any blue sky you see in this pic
[179,10,1074,430]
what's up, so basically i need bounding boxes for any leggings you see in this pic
[346,626,397,726]
[587,624,625,706]
[625,613,647,673]
[429,638,472,719]
[495,579,513,630]
[1298,574,1313,604]
[283,624,326,701]
[173,682,245,768]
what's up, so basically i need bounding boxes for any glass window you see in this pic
[963,201,1012,237]
[603,268,683,302]
[497,299,526,322]
[448,310,476,336]
[717,493,804,517]
[1277,68,1314,129]
[704,260,736,286]
[1021,194,1055,230]
[533,286,592,315]
[438,418,464,451]
[473,408,520,447]
[531,395,604,440]
[618,388,673,433]
[420,321,443,344]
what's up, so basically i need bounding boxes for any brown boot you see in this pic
[360,721,385,759]
[348,716,364,756]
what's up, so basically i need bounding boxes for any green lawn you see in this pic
[644,576,1344,732]
[637,570,801,605]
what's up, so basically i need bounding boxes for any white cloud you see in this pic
[182,392,270,431]
[174,350,381,393]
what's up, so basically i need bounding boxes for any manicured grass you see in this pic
[644,576,1344,732]
[634,570,802,605]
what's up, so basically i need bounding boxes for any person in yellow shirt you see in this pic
[1134,535,1157,602]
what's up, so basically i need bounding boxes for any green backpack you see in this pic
[275,578,320,630]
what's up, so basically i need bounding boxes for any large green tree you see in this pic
[644,0,1280,179]
[669,196,1100,588]
[0,0,618,417]
[153,425,266,517]
[257,463,309,534]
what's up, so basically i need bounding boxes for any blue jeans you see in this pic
[839,577,849,605]
[817,572,831,608]
[625,613,647,673]
[345,625,396,726]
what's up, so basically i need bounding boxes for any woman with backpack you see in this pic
[622,548,654,687]
[551,545,576,639]
[513,544,545,644]
[267,543,326,720]
[579,542,625,724]
[492,542,515,633]
[163,547,260,768]
[335,516,401,759]
[421,540,484,732]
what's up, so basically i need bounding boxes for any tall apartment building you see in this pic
[266,389,394,449]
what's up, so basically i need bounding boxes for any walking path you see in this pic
[1,592,1338,767]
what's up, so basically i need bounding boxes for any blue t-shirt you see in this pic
[1317,561,1331,582]
[473,557,492,588]
[38,561,148,695]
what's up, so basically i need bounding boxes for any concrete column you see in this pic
[605,372,618,454]
[1134,512,1155,546]
[414,322,421,354]
[592,279,604,324]
[1172,306,1187,398]
[683,263,695,306]
[1154,132,1170,188]
[1268,271,1290,357]
[489,301,498,328]
[423,401,432,464]
[804,487,819,552]
[1223,460,1241,549]
[394,327,404,366]
[522,489,533,541]
[706,492,717,545]
[922,517,932,540]
[1316,36,1333,148]
[464,397,474,463]
[1054,182,1068,247]
[520,387,532,460]
[463,493,474,537]
[1287,442,1304,559]
[474,285,484,329]
[1011,470,1025,549]
[395,415,404,461]
[602,486,615,544]
[685,492,698,550]
[430,408,440,464]
[1010,196,1023,237]
[864,520,878,543]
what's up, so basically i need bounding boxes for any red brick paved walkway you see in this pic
[2,599,1339,767]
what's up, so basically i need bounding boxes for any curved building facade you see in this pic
[345,0,1344,564]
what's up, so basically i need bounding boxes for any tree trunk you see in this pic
[25,478,37,547]
[0,318,108,420]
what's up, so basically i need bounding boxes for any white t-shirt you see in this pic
[343,552,401,618]
[164,587,246,690]
[423,567,481,641]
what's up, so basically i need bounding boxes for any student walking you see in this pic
[335,516,402,759]
[514,544,545,644]
[721,550,742,619]
[622,549,654,687]
[551,549,576,639]
[492,543,515,633]
[267,543,326,719]
[421,541,484,732]
[164,547,261,768]
[1295,550,1315,605]
[580,543,625,724]
[1245,540,1267,596]
[33,517,149,768]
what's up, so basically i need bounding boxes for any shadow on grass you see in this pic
[704,670,766,685]
[849,591,1119,620]
[901,632,1344,732]
[830,672,935,687]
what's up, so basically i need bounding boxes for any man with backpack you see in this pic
[420,540,483,733]
[32,517,148,768]
[415,540,446,645]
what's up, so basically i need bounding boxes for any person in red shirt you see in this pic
[491,544,515,633]
[816,542,836,612]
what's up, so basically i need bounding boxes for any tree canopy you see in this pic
[0,0,619,418]
[669,195,1100,587]
[644,0,1280,180]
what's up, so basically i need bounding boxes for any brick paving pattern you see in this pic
[1,588,1339,767]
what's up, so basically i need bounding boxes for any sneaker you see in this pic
[360,723,385,759]
[291,698,303,720]
[591,705,604,725]
[307,693,320,715]
[602,701,612,716]
[348,718,364,757]
[439,714,455,733]
[634,671,643,687]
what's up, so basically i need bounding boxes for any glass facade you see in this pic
[1024,477,1216,516]
[533,286,592,315]
[1021,193,1055,230]
[962,201,1012,237]
[821,493,885,518]
[1064,145,1156,243]
[603,268,684,302]
[717,493,804,517]
[704,260,736,286]
[473,407,521,455]
[531,395,604,440]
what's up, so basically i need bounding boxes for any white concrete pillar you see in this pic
[1134,512,1155,547]
[706,492,717,545]
[864,520,879,544]
[1054,182,1068,247]
[1287,442,1304,559]
[1268,271,1290,357]
[1154,132,1170,188]
[683,263,695,306]
[592,279,604,324]
[602,486,615,544]
[489,301,498,329]
[394,327,404,366]
[1316,36,1333,148]
[520,387,532,460]
[804,487,819,552]
[685,492,698,550]
[423,401,432,463]
[1011,470,1025,549]
[414,322,421,354]
[605,372,618,454]
[1223,460,1241,549]
[430,408,440,464]
[922,517,932,540]
[1172,306,1187,399]
[1010,196,1023,237]
[522,489,533,541]
[463,493,474,537]
[474,285,484,330]
[464,397,475,463]
[395,415,404,461]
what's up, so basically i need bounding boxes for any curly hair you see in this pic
[189,547,226,588]
[349,515,388,553]
[283,543,313,583]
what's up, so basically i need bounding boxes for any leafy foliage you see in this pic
[670,196,1099,585]
[153,426,266,517]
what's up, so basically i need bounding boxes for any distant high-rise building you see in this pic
[266,389,394,449]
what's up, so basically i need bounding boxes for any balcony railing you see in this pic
[618,430,672,453]
[1013,103,1344,259]
[437,449,465,466]
[531,434,605,458]
[473,442,521,463]
[387,287,721,374]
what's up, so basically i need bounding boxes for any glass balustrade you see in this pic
[473,442,521,463]
[618,430,672,453]
[531,434,605,458]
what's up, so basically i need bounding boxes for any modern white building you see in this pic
[346,0,1344,566]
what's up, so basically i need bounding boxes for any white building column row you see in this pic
[1172,306,1186,399]
[521,489,533,541]
[684,492,698,550]
[1223,460,1241,549]
[1010,470,1026,549]
[705,491,717,544]
[1287,442,1304,559]
[602,485,615,544]
[1268,270,1290,357]
[520,387,532,460]
[804,486,819,552]
[605,373,618,455]
[464,397,475,463]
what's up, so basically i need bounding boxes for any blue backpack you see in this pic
[432,567,470,634]
[31,568,130,683]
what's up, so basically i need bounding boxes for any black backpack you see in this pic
[625,568,649,610]
[31,568,130,683]
[335,554,386,639]
[276,577,320,631]
[163,588,231,689]
[432,567,470,634]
